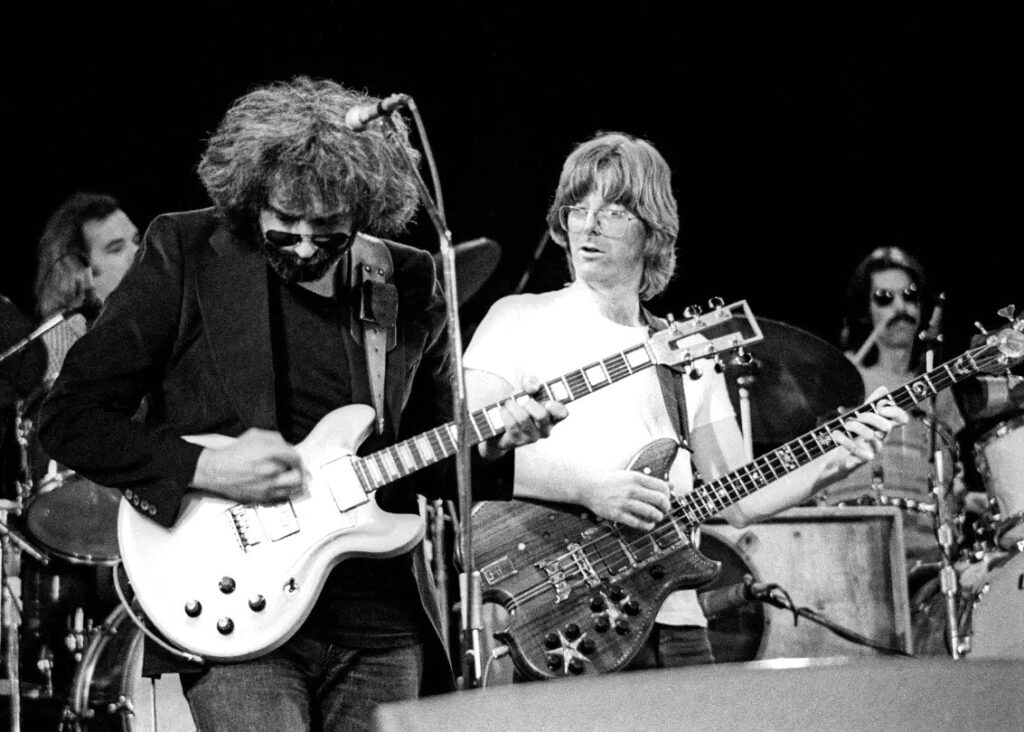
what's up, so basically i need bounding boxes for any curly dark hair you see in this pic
[840,244,934,369]
[34,192,120,318]
[198,77,420,237]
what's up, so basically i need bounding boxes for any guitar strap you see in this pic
[642,309,692,454]
[347,233,398,435]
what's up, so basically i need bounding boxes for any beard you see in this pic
[258,237,341,284]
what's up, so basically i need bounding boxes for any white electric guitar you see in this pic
[118,300,762,661]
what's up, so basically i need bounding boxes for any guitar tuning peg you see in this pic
[683,304,703,319]
[688,364,703,380]
[665,312,675,323]
[997,304,1016,322]
[707,296,725,310]
[973,321,988,335]
[731,347,753,366]
[713,356,725,374]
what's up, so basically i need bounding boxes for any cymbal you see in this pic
[431,238,501,305]
[0,294,47,409]
[724,317,865,453]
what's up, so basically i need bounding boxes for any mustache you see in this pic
[885,313,918,328]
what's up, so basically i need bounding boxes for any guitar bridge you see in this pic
[227,502,300,551]
[536,559,572,603]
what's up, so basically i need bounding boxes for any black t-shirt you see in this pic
[267,274,425,648]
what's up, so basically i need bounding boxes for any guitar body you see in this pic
[118,404,426,661]
[472,439,721,679]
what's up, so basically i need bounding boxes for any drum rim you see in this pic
[21,473,122,565]
[974,412,1024,448]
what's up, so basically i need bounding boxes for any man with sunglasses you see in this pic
[833,245,967,590]
[38,77,564,730]
[465,132,908,671]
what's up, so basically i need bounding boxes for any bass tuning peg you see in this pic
[707,296,725,310]
[683,304,703,319]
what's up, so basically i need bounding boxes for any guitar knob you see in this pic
[216,617,235,635]
[649,565,666,580]
[568,658,585,675]
[248,595,266,612]
[219,577,236,594]
[544,633,561,650]
[564,623,581,640]
[615,619,631,635]
[589,595,606,612]
[594,615,611,633]
[546,655,563,671]
[608,585,624,601]
[579,638,597,655]
[622,600,641,616]
[184,600,202,618]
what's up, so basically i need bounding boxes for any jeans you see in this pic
[624,624,715,669]
[180,635,423,731]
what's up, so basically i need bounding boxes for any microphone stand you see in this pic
[0,307,88,368]
[921,293,964,658]
[380,106,482,688]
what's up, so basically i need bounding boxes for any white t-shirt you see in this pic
[464,281,736,626]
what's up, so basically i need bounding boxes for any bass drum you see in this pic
[911,552,1024,659]
[698,533,765,663]
[974,414,1024,550]
[68,604,194,731]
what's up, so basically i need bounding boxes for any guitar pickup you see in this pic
[480,556,518,586]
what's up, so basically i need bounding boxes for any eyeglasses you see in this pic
[871,285,920,307]
[558,205,640,238]
[263,229,355,253]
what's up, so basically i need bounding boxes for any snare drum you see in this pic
[974,414,1024,550]
[24,467,122,565]
[68,604,194,731]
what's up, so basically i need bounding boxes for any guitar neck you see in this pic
[679,342,1001,524]
[352,342,659,491]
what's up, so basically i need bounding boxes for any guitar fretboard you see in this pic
[351,343,657,492]
[673,341,1009,525]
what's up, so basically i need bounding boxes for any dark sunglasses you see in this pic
[263,229,355,253]
[871,285,920,307]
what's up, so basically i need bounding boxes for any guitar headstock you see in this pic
[977,304,1024,375]
[647,299,763,374]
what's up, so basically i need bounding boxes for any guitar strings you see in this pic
[502,346,1007,610]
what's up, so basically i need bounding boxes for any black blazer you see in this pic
[40,208,510,692]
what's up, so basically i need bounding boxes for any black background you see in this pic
[4,3,1022,360]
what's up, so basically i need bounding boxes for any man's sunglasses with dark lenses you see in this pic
[871,285,920,307]
[263,229,355,253]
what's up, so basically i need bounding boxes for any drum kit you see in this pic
[721,317,1024,662]
[1,295,192,731]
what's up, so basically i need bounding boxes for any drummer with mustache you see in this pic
[837,245,968,575]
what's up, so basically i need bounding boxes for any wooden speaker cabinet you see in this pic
[701,506,912,660]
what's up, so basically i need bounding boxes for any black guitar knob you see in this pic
[219,577,236,594]
[568,658,585,675]
[216,617,235,635]
[622,600,640,616]
[608,585,625,601]
[594,615,610,633]
[615,619,631,635]
[579,638,597,655]
[649,565,666,580]
[248,595,266,612]
[544,633,561,649]
[589,595,606,611]
[546,655,563,671]
[184,600,202,618]
[564,623,581,640]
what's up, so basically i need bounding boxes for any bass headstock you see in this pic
[647,298,763,377]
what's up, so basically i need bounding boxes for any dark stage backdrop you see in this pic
[4,5,1022,362]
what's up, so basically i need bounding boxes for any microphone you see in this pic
[345,93,412,132]
[697,574,772,618]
